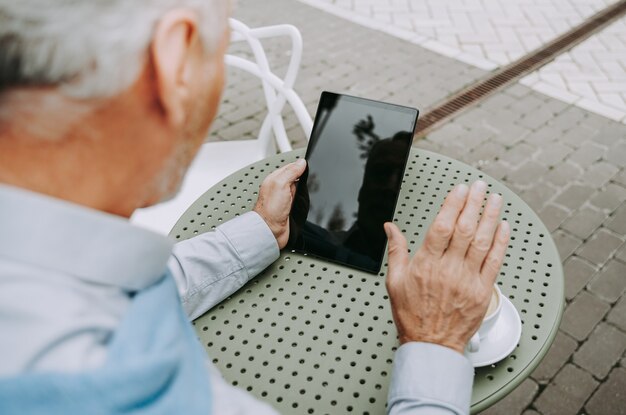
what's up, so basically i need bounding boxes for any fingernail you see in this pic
[296,159,306,166]
[475,180,487,192]
[501,220,509,235]
[490,192,502,205]
[457,184,469,196]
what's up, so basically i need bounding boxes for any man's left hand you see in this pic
[254,159,307,249]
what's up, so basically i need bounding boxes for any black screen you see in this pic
[288,92,419,274]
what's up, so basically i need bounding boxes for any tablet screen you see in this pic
[288,92,419,274]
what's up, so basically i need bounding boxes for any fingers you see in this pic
[480,220,510,285]
[445,180,488,257]
[422,183,469,257]
[466,192,503,268]
[384,222,410,285]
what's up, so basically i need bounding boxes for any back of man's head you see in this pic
[0,0,229,99]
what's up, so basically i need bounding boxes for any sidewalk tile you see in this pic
[575,229,624,266]
[552,230,582,261]
[480,378,539,415]
[507,161,549,188]
[544,162,583,187]
[563,256,597,300]
[606,141,626,168]
[553,184,595,211]
[561,207,606,240]
[605,203,626,235]
[585,368,626,415]
[567,142,605,169]
[583,162,620,188]
[531,330,578,384]
[537,204,569,232]
[577,97,626,122]
[607,295,626,332]
[612,169,626,188]
[588,259,626,303]
[560,290,610,341]
[590,183,626,212]
[617,244,626,263]
[534,364,598,415]
[534,142,574,167]
[573,323,626,379]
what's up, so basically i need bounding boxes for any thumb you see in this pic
[282,159,307,183]
[384,222,409,280]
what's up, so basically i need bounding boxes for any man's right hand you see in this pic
[384,181,510,354]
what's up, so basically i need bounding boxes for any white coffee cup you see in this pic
[467,285,504,353]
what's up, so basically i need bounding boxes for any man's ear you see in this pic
[150,9,199,128]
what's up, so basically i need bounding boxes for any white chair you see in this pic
[131,19,313,235]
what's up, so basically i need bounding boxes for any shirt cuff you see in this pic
[216,211,280,279]
[388,342,474,414]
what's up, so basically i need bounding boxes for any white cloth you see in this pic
[0,184,473,414]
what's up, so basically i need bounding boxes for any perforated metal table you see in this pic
[171,148,564,414]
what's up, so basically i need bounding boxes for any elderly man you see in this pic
[0,1,510,414]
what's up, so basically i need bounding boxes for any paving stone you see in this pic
[585,367,626,415]
[521,410,541,415]
[553,184,595,211]
[480,378,539,415]
[590,183,626,213]
[576,228,624,266]
[544,162,583,187]
[534,142,574,167]
[593,123,626,148]
[531,330,579,384]
[560,290,611,341]
[607,295,626,332]
[551,230,582,261]
[466,140,507,165]
[490,123,531,146]
[561,207,607,240]
[588,260,626,304]
[534,364,599,415]
[606,141,626,168]
[617,244,626,263]
[613,168,626,187]
[507,161,549,188]
[584,161,621,188]
[605,203,626,235]
[537,203,569,232]
[567,142,606,169]
[518,106,558,130]
[563,256,598,301]
[499,143,537,169]
[525,125,562,145]
[478,160,509,181]
[574,323,626,379]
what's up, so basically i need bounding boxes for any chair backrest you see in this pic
[226,18,313,154]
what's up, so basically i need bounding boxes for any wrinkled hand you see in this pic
[384,181,510,354]
[254,159,307,249]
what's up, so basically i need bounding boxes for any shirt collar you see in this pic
[0,184,174,291]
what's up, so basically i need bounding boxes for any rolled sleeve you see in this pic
[216,211,280,278]
[169,212,280,320]
[387,342,474,415]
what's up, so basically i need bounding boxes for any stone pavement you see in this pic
[520,15,626,123]
[209,0,626,413]
[296,0,626,124]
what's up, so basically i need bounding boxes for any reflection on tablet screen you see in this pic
[288,92,419,274]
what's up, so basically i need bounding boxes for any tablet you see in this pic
[287,92,419,274]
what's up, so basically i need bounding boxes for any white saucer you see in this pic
[466,296,522,367]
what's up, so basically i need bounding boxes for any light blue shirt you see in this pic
[0,184,473,414]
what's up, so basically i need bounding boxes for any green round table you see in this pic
[171,148,564,414]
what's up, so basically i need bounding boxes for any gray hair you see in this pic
[0,0,230,99]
